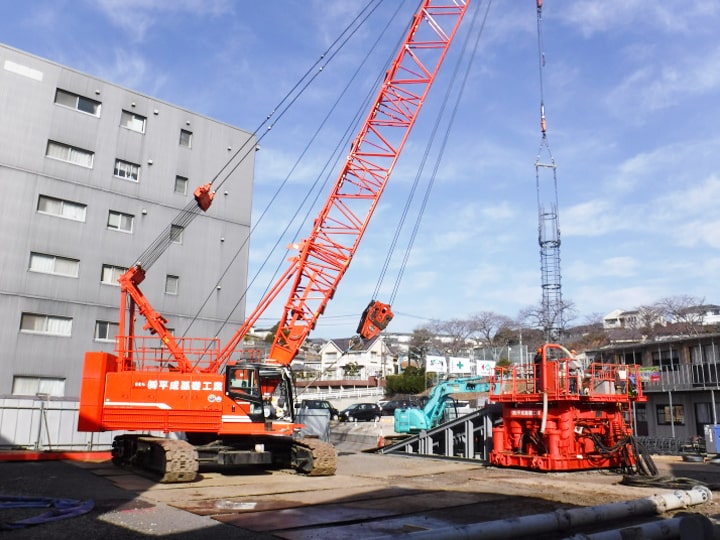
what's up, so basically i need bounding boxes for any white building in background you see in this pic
[317,336,396,380]
[603,305,720,331]
[603,309,641,330]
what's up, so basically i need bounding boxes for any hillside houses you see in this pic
[603,305,720,331]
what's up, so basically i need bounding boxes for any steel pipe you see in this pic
[563,512,715,540]
[366,486,712,540]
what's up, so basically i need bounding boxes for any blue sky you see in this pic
[3,1,720,338]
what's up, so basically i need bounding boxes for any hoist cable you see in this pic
[183,0,405,340]
[248,0,409,311]
[535,0,564,341]
[392,0,493,304]
[133,0,383,272]
[368,0,493,305]
[536,0,547,113]
[535,0,554,162]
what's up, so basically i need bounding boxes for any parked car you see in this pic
[338,403,382,422]
[296,399,339,420]
[381,399,418,416]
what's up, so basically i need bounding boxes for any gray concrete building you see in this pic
[0,43,255,399]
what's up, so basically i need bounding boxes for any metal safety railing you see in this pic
[0,396,123,452]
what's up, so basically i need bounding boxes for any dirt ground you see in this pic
[104,452,720,538]
[3,449,720,539]
[455,454,720,513]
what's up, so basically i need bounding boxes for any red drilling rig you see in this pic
[489,343,655,475]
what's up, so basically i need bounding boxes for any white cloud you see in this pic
[607,47,720,116]
[560,1,717,37]
[91,0,233,42]
[561,199,622,237]
[566,256,639,282]
[570,284,662,316]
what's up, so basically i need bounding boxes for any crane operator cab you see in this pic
[226,364,295,422]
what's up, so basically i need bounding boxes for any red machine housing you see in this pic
[489,343,646,472]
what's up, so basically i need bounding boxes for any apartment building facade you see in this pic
[590,333,720,442]
[0,44,255,399]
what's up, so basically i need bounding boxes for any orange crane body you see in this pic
[77,0,470,481]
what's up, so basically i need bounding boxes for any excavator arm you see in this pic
[217,0,470,369]
[395,376,491,433]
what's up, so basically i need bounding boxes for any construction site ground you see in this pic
[2,417,720,539]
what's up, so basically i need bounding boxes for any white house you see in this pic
[603,309,641,330]
[316,336,395,380]
[604,305,720,331]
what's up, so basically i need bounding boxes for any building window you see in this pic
[179,129,192,148]
[46,140,94,168]
[170,224,183,244]
[36,195,86,221]
[107,210,134,233]
[20,313,72,336]
[29,252,79,277]
[174,175,188,195]
[165,275,179,295]
[114,159,140,182]
[652,349,680,372]
[120,110,146,133]
[54,88,101,116]
[101,264,127,285]
[656,405,685,425]
[95,321,119,342]
[12,376,66,397]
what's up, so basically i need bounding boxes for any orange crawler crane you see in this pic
[489,343,656,475]
[77,0,470,482]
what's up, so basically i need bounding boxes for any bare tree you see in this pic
[427,318,474,356]
[408,327,434,369]
[656,295,706,336]
[518,299,577,342]
[583,312,605,326]
[633,304,665,340]
[469,311,514,361]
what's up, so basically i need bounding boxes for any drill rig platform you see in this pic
[489,343,654,475]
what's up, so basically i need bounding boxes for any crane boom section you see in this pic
[220,1,470,367]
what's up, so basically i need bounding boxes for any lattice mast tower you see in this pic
[535,0,564,342]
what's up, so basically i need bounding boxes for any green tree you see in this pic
[263,323,279,343]
[342,361,362,377]
[385,365,426,395]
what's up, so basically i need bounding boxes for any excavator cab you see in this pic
[356,300,394,340]
[225,363,295,422]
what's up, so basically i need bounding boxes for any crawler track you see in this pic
[113,434,337,481]
[112,435,199,483]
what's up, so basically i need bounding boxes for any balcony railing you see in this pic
[640,362,720,392]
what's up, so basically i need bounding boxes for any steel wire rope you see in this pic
[535,0,563,342]
[182,1,406,349]
[234,0,408,325]
[534,2,554,163]
[132,1,382,272]
[370,0,493,310]
[534,0,555,174]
